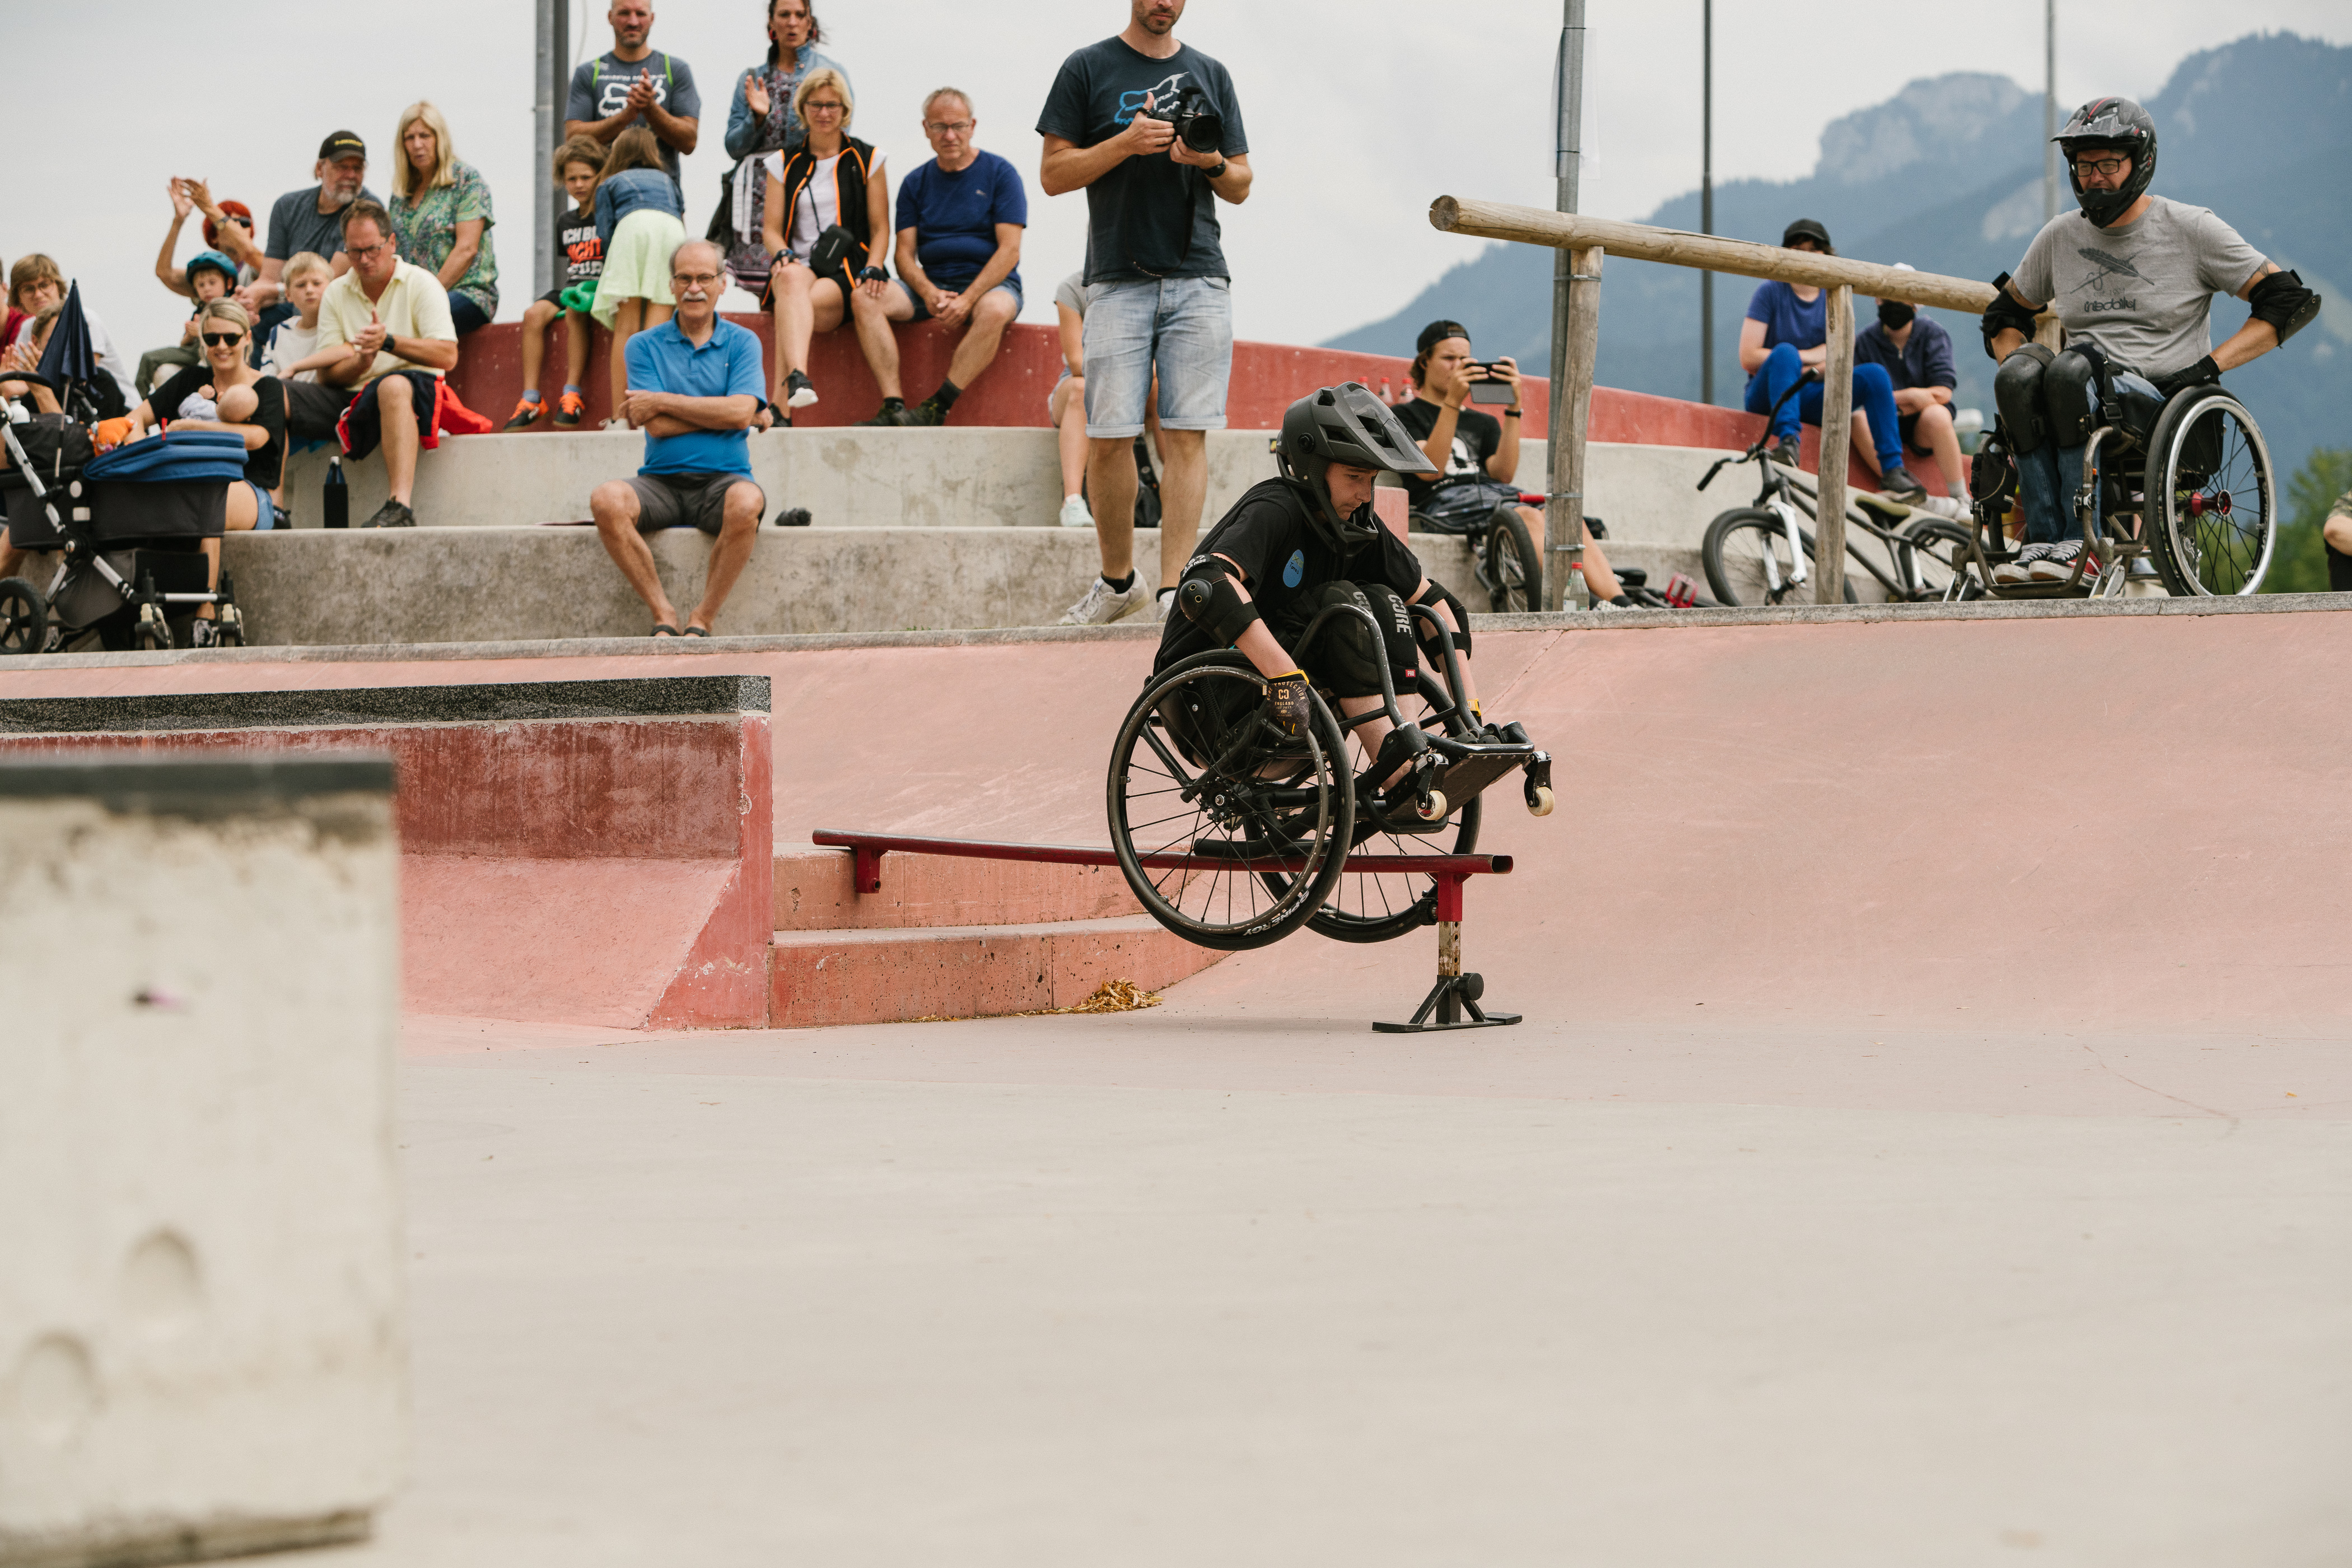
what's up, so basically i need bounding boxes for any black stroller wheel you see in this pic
[0,577,48,656]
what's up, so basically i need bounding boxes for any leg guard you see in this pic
[2043,348,2102,450]
[1300,581,1417,699]
[1994,343,2054,455]
[2330,542,2352,594]
[1412,581,1472,659]
[1177,557,1261,646]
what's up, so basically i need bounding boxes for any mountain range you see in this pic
[1327,32,2352,485]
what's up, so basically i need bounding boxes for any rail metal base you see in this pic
[1371,872,1521,1033]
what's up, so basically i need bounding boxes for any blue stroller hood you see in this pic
[83,430,249,484]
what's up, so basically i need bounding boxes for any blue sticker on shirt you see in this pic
[1282,549,1305,587]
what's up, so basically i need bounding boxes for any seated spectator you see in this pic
[312,199,460,529]
[1852,263,1968,521]
[259,253,335,384]
[0,304,64,414]
[721,0,850,298]
[387,101,500,336]
[1048,269,1160,533]
[759,68,890,420]
[152,179,263,301]
[590,126,687,427]
[113,300,285,643]
[2327,487,2352,593]
[1740,218,1926,504]
[860,87,1024,427]
[4,256,136,413]
[508,136,608,430]
[588,239,766,636]
[134,248,239,399]
[254,132,381,319]
[1,255,19,350]
[1392,320,1641,609]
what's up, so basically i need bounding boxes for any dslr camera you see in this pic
[1140,86,1223,155]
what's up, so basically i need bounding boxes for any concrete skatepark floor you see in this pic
[276,1001,2351,1567]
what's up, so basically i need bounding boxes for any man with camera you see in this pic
[1392,320,1639,609]
[1038,0,1252,626]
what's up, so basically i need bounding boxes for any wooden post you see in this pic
[1547,245,1602,611]
[1814,284,1854,605]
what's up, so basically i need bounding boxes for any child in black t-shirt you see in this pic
[507,137,609,430]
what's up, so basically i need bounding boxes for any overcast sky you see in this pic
[7,1,2345,365]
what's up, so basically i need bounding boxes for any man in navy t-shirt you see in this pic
[1852,264,1967,516]
[863,87,1029,427]
[1738,218,1926,505]
[1037,0,1254,627]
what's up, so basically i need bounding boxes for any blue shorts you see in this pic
[246,480,276,530]
[894,277,1021,323]
[1081,276,1233,438]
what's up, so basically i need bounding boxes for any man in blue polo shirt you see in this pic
[859,86,1027,427]
[588,238,768,636]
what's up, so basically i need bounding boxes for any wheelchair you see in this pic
[1962,353,2276,598]
[0,380,249,655]
[1105,596,1553,953]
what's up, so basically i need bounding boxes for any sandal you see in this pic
[682,626,710,637]
[651,623,680,637]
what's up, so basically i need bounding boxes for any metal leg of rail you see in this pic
[1373,871,1522,1033]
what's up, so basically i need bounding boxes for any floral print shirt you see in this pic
[390,159,498,318]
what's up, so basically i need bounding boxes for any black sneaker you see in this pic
[1764,435,1802,468]
[360,500,416,529]
[1878,465,1928,503]
[855,399,909,427]
[783,370,818,410]
[2028,540,2098,582]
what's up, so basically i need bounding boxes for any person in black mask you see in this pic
[1853,262,1967,520]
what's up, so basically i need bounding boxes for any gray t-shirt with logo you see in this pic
[2012,195,2266,377]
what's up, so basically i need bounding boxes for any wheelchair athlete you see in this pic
[1154,382,1487,800]
[1979,96,2320,584]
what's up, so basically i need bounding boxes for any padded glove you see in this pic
[1263,669,1311,738]
[2151,355,2220,400]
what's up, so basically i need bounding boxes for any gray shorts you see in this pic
[623,471,764,535]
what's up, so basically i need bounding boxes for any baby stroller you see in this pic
[0,376,249,655]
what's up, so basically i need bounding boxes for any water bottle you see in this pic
[323,455,347,530]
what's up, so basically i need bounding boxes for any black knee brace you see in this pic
[1994,343,2054,454]
[2043,348,2103,449]
[1412,582,1472,659]
[1177,557,1261,646]
[1305,581,1417,699]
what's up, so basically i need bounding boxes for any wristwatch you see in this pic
[1503,407,1522,418]
[858,264,887,283]
[1207,159,1230,180]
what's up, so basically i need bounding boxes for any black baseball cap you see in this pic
[319,130,367,162]
[1416,319,1471,356]
[1781,218,1832,250]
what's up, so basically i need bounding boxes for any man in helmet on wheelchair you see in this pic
[1979,96,2320,584]
[1154,382,1494,807]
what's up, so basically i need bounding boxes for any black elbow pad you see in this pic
[1412,584,1472,659]
[1980,273,2040,359]
[2248,269,2321,345]
[1177,558,1261,646]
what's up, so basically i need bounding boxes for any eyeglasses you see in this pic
[2073,156,2131,178]
[671,271,723,287]
[925,120,973,136]
[804,100,845,114]
[346,240,391,260]
[199,332,245,347]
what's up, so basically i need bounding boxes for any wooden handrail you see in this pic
[1430,197,1999,312]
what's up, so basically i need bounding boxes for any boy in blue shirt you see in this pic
[861,87,1027,426]
[1739,219,1925,505]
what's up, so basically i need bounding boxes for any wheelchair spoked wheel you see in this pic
[2145,389,2274,596]
[1702,508,1858,606]
[1896,519,1989,601]
[1291,671,1482,945]
[1108,652,1355,951]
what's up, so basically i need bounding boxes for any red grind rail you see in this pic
[811,828,1510,900]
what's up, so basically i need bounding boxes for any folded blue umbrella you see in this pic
[84,430,250,484]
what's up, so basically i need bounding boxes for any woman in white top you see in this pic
[759,67,891,421]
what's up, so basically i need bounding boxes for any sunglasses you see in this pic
[200,331,245,347]
[224,214,253,227]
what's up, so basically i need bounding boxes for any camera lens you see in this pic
[1182,111,1222,154]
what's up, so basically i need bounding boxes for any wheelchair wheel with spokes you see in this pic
[2144,388,2274,596]
[1293,670,1482,944]
[1108,652,1355,951]
[1702,508,1858,606]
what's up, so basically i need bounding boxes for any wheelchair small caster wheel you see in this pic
[1416,788,1447,823]
[1527,785,1555,817]
[136,603,171,652]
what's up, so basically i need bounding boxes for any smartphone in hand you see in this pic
[1467,365,1516,405]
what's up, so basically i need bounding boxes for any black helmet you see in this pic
[2056,96,2157,229]
[1276,383,1438,550]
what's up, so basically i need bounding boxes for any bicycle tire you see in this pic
[1481,506,1539,613]
[1701,507,1856,606]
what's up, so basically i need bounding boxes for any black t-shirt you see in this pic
[1389,396,1503,507]
[149,366,287,489]
[1035,36,1247,282]
[555,204,604,290]
[1155,479,1425,672]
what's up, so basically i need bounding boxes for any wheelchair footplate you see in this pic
[1357,722,1555,830]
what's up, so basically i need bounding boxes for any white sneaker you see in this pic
[1147,590,1171,623]
[1057,495,1094,529]
[1057,576,1148,626]
[1914,494,1969,521]
[1994,542,2046,585]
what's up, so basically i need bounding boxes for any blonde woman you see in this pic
[759,66,892,420]
[387,100,500,333]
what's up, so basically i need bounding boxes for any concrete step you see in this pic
[777,849,1141,932]
[768,913,1225,1029]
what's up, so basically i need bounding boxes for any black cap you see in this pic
[1781,218,1831,251]
[1415,319,1471,356]
[318,130,367,162]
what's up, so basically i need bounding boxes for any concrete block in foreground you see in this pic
[0,757,405,1566]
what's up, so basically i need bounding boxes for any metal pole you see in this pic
[1543,0,1587,611]
[2043,0,2058,222]
[1699,0,1713,405]
[534,0,571,298]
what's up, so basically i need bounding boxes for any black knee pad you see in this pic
[1413,583,1472,659]
[1303,581,1417,699]
[1994,343,2054,455]
[2043,348,2102,449]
